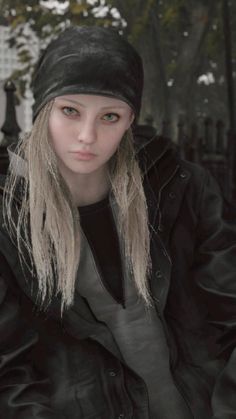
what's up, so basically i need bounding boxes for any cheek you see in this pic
[102,124,127,147]
[48,126,60,152]
[48,116,68,151]
[101,134,123,159]
[48,115,59,141]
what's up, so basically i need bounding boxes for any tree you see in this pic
[1,0,235,139]
[108,0,227,138]
[0,0,123,97]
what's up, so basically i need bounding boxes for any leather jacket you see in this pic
[0,132,235,419]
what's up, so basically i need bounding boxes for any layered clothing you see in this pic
[0,133,235,418]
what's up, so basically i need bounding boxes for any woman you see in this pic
[0,26,235,419]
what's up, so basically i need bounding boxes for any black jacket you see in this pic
[0,133,235,419]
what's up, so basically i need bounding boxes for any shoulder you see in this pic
[136,131,210,191]
[179,159,222,198]
[0,174,6,198]
[141,136,224,216]
[0,174,19,261]
[134,128,208,184]
[178,159,216,196]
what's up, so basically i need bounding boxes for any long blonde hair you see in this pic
[3,101,152,312]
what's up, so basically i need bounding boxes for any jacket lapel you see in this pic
[63,290,124,361]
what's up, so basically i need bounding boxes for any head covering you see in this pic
[32,25,144,120]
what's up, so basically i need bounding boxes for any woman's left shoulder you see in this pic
[178,159,223,202]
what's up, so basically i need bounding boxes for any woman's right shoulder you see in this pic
[0,174,5,198]
[0,175,19,264]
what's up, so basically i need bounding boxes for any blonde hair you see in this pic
[3,101,152,312]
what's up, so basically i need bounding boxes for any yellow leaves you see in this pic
[166,60,178,79]
[70,2,87,16]
[162,6,179,28]
[128,0,156,43]
[161,0,186,30]
[18,49,31,63]
[10,14,26,28]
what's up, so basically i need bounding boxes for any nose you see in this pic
[76,118,97,145]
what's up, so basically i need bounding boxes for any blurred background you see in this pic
[0,0,235,208]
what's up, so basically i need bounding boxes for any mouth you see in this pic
[69,151,96,161]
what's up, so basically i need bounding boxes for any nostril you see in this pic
[77,128,97,144]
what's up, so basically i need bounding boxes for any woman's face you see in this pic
[48,94,134,180]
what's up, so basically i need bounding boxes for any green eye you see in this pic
[103,113,119,122]
[62,107,78,116]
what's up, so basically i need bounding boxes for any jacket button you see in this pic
[109,370,117,377]
[180,172,187,179]
[156,270,163,278]
[168,191,176,199]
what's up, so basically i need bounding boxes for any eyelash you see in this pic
[61,107,120,122]
[62,106,78,116]
[62,106,120,122]
[102,113,120,122]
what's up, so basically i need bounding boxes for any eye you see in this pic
[102,113,120,123]
[62,106,79,117]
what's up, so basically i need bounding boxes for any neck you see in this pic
[62,168,110,207]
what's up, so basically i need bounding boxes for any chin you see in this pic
[69,165,100,175]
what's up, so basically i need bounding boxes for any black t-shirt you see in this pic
[78,196,124,305]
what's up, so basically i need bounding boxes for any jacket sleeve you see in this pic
[193,171,236,418]
[0,253,58,419]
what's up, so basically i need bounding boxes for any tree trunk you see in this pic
[165,0,216,140]
[111,0,169,130]
[112,0,217,140]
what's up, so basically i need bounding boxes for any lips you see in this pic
[70,150,96,161]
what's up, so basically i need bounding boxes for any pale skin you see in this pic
[48,94,134,206]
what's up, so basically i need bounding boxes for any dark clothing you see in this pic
[0,134,236,418]
[78,197,124,304]
[76,198,192,419]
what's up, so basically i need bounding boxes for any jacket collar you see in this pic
[134,126,176,173]
[0,143,26,204]
[134,127,182,191]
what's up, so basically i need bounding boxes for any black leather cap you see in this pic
[32,26,144,120]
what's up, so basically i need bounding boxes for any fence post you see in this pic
[161,120,170,138]
[0,80,21,174]
[177,119,185,158]
[216,120,225,154]
[204,117,214,152]
[187,122,200,163]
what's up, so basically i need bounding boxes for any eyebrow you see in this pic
[57,97,127,110]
